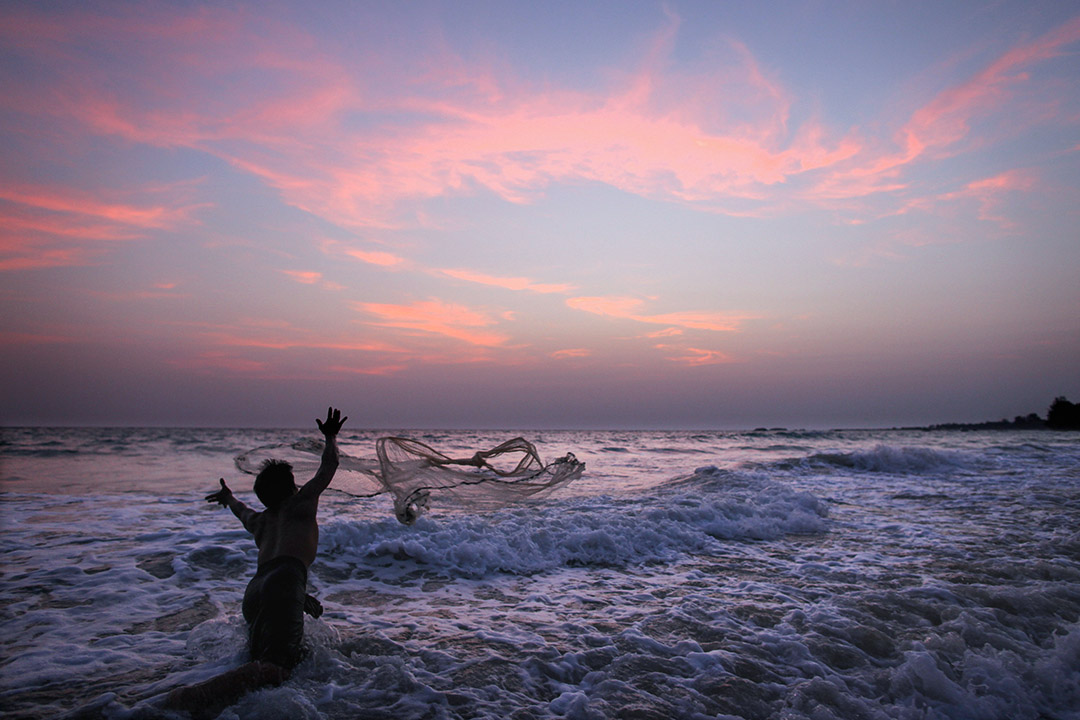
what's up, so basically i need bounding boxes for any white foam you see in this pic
[810,444,981,474]
[320,477,828,579]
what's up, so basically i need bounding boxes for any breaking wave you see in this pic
[321,469,828,579]
[806,444,981,474]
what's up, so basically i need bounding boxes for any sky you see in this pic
[1,0,1078,429]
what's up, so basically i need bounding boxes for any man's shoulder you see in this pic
[281,492,319,516]
[293,480,327,504]
[241,508,264,534]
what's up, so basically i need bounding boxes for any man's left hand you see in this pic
[316,406,347,437]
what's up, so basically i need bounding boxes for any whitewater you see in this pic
[1,427,1078,719]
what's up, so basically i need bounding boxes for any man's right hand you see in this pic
[205,478,233,507]
[316,406,347,437]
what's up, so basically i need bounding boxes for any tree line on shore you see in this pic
[926,396,1080,431]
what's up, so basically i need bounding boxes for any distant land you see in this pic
[910,396,1080,431]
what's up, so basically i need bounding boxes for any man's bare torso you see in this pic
[249,493,320,568]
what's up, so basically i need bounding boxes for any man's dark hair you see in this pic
[254,459,296,508]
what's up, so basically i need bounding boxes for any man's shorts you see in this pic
[242,555,308,668]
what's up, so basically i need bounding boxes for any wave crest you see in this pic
[320,475,828,579]
[807,444,979,474]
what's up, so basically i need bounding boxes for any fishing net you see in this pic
[234,436,584,524]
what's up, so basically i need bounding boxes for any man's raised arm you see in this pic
[301,406,347,497]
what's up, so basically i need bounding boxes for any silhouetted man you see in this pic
[166,406,346,716]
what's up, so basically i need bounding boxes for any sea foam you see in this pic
[322,470,828,579]
[807,443,981,474]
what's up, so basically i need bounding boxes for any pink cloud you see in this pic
[327,363,408,376]
[276,270,346,291]
[906,17,1080,154]
[0,4,857,229]
[809,17,1080,205]
[155,317,489,378]
[281,270,323,284]
[964,169,1036,193]
[151,319,453,378]
[654,345,734,366]
[207,333,398,354]
[829,168,1039,265]
[946,169,1036,227]
[567,296,749,333]
[437,268,574,294]
[0,203,140,270]
[319,239,406,267]
[88,287,188,302]
[884,168,1037,228]
[355,299,510,347]
[0,331,78,345]
[566,296,645,318]
[945,169,1037,227]
[550,348,592,359]
[0,187,199,229]
[0,184,208,270]
[340,248,406,267]
[640,311,745,333]
[181,318,404,354]
[3,3,1076,243]
[0,241,97,271]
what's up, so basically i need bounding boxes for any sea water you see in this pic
[1,427,1078,719]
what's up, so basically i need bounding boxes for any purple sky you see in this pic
[2,1,1078,428]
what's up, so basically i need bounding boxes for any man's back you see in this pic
[211,407,345,569]
[249,490,320,567]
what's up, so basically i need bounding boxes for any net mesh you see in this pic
[235,436,584,524]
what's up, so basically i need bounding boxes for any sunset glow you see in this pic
[2,1,1078,428]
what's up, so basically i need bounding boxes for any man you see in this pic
[165,407,346,715]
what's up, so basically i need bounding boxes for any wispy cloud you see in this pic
[0,331,79,345]
[567,296,749,333]
[939,169,1037,227]
[160,319,415,378]
[279,269,346,290]
[3,4,1074,245]
[653,345,734,366]
[355,298,510,347]
[187,319,401,354]
[281,270,323,284]
[903,16,1080,155]
[831,167,1041,266]
[0,187,199,228]
[436,268,574,294]
[326,363,408,376]
[550,348,592,359]
[0,5,853,230]
[806,17,1080,207]
[320,239,407,267]
[0,184,208,270]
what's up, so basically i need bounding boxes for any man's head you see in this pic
[254,459,297,509]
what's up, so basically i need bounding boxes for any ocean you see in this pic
[1,427,1078,719]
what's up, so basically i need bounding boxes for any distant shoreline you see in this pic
[903,396,1080,431]
[903,419,1047,431]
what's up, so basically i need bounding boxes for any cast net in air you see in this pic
[234,436,584,524]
